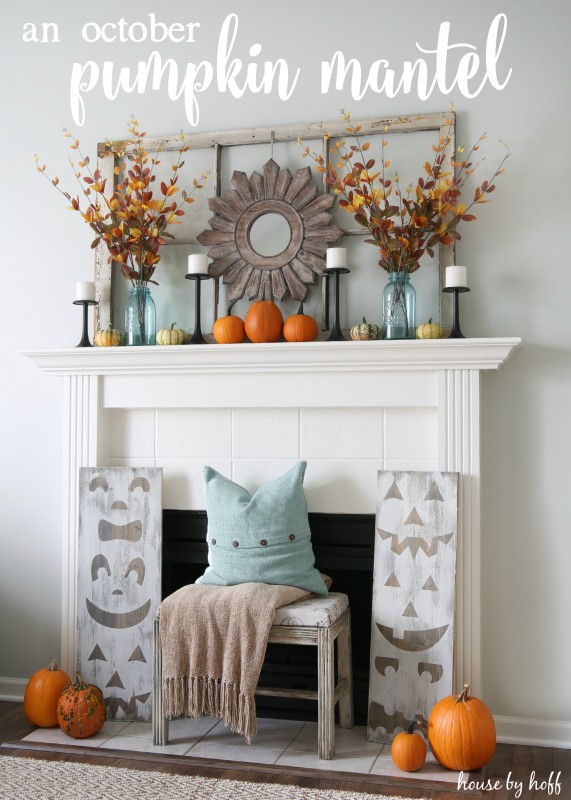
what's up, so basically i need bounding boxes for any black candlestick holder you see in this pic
[442,286,470,338]
[185,273,211,344]
[325,267,350,341]
[73,299,98,347]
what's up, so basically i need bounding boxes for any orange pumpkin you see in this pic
[283,303,318,342]
[244,300,283,343]
[428,684,496,771]
[57,673,106,739]
[391,720,427,772]
[23,659,72,728]
[213,307,245,344]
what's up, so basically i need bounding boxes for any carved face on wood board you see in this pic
[367,471,458,742]
[78,468,162,721]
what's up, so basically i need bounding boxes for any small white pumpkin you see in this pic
[156,323,187,346]
[350,317,381,341]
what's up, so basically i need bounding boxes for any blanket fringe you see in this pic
[163,676,257,743]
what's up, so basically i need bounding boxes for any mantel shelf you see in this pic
[24,337,521,376]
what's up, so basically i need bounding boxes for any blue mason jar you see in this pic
[382,272,416,339]
[124,286,156,346]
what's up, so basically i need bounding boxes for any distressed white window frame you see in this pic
[94,112,455,332]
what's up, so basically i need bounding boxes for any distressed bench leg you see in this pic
[317,626,335,759]
[152,615,169,746]
[337,609,354,729]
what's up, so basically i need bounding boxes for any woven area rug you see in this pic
[0,755,426,800]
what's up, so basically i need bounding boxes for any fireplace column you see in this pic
[61,373,102,672]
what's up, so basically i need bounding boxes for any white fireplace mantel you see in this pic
[25,337,520,693]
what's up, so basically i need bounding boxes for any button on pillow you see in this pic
[196,461,328,595]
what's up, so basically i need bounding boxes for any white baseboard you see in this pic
[495,715,571,749]
[0,677,26,703]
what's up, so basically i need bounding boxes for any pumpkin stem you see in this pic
[170,323,177,330]
[297,301,305,315]
[456,683,471,703]
[428,317,433,324]
[47,659,59,671]
[406,719,421,735]
[227,299,238,316]
[362,317,367,324]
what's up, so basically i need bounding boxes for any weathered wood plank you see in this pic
[228,265,253,300]
[367,471,458,743]
[291,183,318,211]
[205,196,240,222]
[230,171,254,205]
[290,257,315,283]
[271,268,288,300]
[249,171,264,201]
[263,158,280,199]
[284,167,312,204]
[259,270,272,300]
[77,467,162,722]
[245,269,262,300]
[299,193,337,218]
[274,168,293,199]
[282,263,308,301]
[98,112,453,155]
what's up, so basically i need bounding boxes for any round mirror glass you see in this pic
[249,212,292,257]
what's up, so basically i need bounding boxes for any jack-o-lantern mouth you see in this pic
[86,598,151,629]
[376,622,448,652]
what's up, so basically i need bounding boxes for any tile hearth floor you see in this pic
[22,716,458,782]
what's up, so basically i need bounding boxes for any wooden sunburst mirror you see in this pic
[197,158,343,302]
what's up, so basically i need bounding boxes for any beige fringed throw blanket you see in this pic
[160,582,309,743]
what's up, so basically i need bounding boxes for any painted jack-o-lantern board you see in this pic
[78,468,162,722]
[367,471,458,742]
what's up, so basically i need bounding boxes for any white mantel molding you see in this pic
[24,337,520,376]
[24,336,521,701]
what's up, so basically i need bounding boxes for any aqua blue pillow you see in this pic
[196,462,328,595]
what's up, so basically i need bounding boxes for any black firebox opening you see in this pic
[162,510,375,726]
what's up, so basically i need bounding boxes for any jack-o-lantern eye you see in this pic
[91,554,111,581]
[124,557,145,585]
[89,475,108,492]
[129,477,150,493]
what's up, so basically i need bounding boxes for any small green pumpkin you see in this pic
[350,317,381,341]
[156,323,186,346]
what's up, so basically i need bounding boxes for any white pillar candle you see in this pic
[445,265,468,288]
[187,254,209,275]
[326,247,347,268]
[75,281,95,301]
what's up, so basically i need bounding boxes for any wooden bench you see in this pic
[152,592,354,759]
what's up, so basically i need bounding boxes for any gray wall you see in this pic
[1,0,570,739]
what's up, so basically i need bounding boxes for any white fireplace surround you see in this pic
[26,337,519,697]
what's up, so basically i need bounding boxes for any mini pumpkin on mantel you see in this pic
[94,324,122,347]
[283,302,318,342]
[213,304,246,344]
[244,300,284,343]
[350,317,381,341]
[416,318,443,339]
[156,323,187,345]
